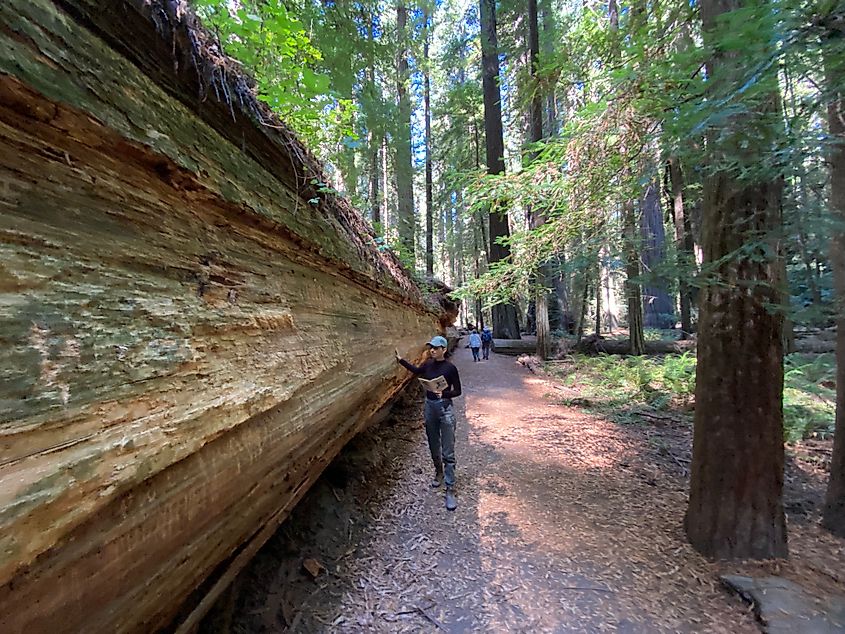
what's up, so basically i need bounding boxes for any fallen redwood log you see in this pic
[0,2,442,632]
[574,335,697,355]
[492,337,537,356]
[574,335,833,355]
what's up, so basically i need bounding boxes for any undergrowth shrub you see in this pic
[548,352,835,442]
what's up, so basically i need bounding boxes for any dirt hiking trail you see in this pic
[211,346,844,633]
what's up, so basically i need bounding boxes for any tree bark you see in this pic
[668,155,694,337]
[823,12,845,537]
[424,10,434,277]
[595,263,602,335]
[640,181,673,328]
[685,0,787,559]
[395,2,415,258]
[623,201,646,354]
[528,0,549,358]
[367,15,381,227]
[481,0,521,339]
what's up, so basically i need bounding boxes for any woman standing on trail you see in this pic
[395,336,462,511]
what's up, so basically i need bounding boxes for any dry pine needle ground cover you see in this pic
[209,346,845,633]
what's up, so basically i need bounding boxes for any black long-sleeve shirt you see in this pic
[398,358,462,401]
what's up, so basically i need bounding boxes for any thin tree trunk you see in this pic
[366,14,380,227]
[685,0,787,559]
[480,0,520,339]
[528,0,549,358]
[823,13,845,537]
[424,9,434,277]
[668,155,694,337]
[624,201,646,354]
[595,263,602,335]
[576,275,589,342]
[395,2,415,258]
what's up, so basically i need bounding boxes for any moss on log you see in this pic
[0,1,440,631]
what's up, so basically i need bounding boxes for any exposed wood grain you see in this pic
[0,1,440,631]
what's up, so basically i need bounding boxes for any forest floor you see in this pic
[206,345,845,633]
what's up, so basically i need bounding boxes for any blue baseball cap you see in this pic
[427,335,448,348]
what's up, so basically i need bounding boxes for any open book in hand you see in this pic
[418,375,448,393]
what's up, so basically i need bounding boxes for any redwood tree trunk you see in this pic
[395,2,415,258]
[623,201,645,355]
[367,14,380,226]
[668,155,694,337]
[424,10,434,277]
[640,181,673,328]
[823,14,845,537]
[481,0,520,339]
[528,0,549,358]
[685,0,787,559]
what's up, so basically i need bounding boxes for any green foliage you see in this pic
[550,353,697,416]
[192,0,353,147]
[549,352,835,442]
[783,353,837,442]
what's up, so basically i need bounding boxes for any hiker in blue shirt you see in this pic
[468,329,482,362]
[481,326,493,360]
[395,335,462,511]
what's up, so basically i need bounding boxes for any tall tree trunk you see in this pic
[395,2,415,259]
[595,263,602,335]
[668,156,694,337]
[685,0,787,559]
[540,0,556,136]
[641,181,673,328]
[823,13,845,538]
[528,0,549,358]
[609,0,643,353]
[369,137,381,226]
[480,0,520,339]
[624,201,646,354]
[455,190,466,292]
[576,275,589,342]
[424,9,434,277]
[367,16,381,227]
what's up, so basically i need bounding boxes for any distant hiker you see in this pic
[395,336,462,511]
[481,326,493,360]
[468,330,482,362]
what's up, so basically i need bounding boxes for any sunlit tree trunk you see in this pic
[395,2,415,258]
[480,0,520,338]
[823,11,845,538]
[685,0,787,559]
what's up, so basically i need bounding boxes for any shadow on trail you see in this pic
[202,346,765,633]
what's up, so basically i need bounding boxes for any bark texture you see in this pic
[395,2,415,256]
[668,156,695,337]
[480,0,520,339]
[424,11,434,277]
[823,12,845,537]
[0,1,440,631]
[623,202,646,354]
[685,0,787,560]
[640,181,674,328]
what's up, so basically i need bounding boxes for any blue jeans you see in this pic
[471,346,480,361]
[424,399,456,488]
